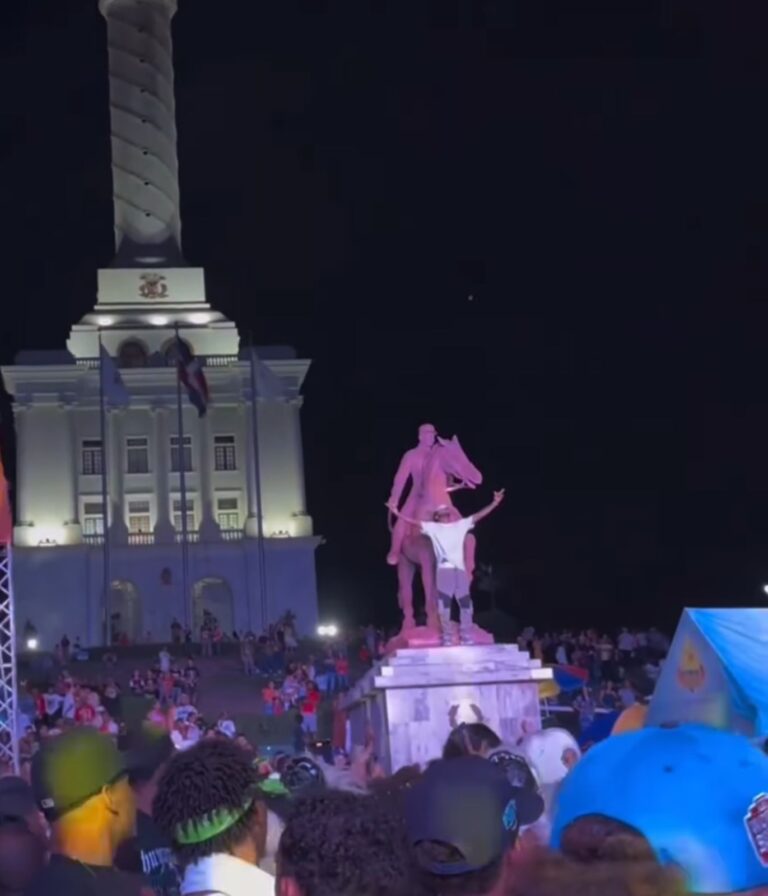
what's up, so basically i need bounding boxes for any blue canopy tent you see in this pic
[646,608,768,737]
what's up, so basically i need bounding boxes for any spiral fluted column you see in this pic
[99,0,182,262]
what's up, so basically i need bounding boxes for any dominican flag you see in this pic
[175,336,209,417]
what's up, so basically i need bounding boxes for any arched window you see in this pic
[192,577,234,636]
[161,338,192,366]
[118,339,149,369]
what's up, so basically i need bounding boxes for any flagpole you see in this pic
[98,333,111,646]
[174,325,190,632]
[248,339,268,632]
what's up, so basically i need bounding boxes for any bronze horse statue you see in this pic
[388,435,482,631]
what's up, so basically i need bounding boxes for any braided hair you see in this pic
[152,738,263,867]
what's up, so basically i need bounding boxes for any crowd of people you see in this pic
[2,705,764,896]
[0,619,711,896]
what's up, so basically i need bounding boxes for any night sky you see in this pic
[4,1,768,631]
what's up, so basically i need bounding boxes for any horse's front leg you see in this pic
[397,557,415,630]
[420,541,439,630]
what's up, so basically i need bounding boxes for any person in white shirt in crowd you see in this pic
[619,681,637,708]
[617,628,636,663]
[388,489,505,645]
[175,694,198,724]
[43,687,62,723]
[217,712,236,739]
[158,646,172,675]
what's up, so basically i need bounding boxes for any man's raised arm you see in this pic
[472,489,505,524]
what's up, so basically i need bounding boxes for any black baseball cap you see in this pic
[0,777,37,821]
[123,724,174,783]
[31,728,127,821]
[405,756,543,876]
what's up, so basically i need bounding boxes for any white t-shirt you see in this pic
[618,632,636,652]
[44,693,63,716]
[420,518,474,569]
[218,719,236,739]
[175,704,198,723]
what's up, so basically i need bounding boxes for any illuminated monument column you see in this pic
[99,0,182,265]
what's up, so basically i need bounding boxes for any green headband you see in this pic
[258,776,290,797]
[175,795,254,846]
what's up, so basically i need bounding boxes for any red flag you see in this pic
[0,454,12,546]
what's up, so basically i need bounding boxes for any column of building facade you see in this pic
[240,403,260,537]
[288,397,312,535]
[59,403,82,543]
[12,404,31,526]
[153,406,174,542]
[108,410,127,541]
[198,411,218,539]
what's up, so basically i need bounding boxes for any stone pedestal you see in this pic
[341,644,552,774]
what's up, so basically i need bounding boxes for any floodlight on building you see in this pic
[25,638,38,651]
[188,312,211,325]
[96,316,114,328]
[148,315,169,326]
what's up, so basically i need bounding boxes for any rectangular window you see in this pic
[127,499,151,534]
[83,501,105,536]
[214,435,237,471]
[216,497,240,530]
[126,436,149,474]
[81,439,103,476]
[173,498,196,532]
[170,435,193,473]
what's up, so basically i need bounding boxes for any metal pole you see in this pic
[248,345,268,632]
[0,545,18,773]
[174,328,190,632]
[98,334,112,646]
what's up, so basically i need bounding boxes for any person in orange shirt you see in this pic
[261,681,279,716]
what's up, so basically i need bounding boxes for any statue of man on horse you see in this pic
[385,424,485,635]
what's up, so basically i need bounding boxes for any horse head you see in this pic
[435,435,483,490]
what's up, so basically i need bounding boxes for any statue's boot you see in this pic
[386,551,400,566]
[459,606,475,645]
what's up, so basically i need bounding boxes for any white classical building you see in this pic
[1,0,319,647]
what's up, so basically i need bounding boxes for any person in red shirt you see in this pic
[261,681,279,715]
[301,682,321,735]
[335,657,350,691]
[74,697,95,727]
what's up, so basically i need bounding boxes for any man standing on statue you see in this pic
[387,489,505,645]
[386,423,438,565]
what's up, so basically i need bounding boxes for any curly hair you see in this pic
[152,738,262,867]
[277,790,416,896]
[507,848,685,896]
[559,815,656,864]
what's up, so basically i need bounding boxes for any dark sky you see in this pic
[4,1,768,631]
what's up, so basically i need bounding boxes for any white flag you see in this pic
[100,344,130,407]
[251,349,286,400]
